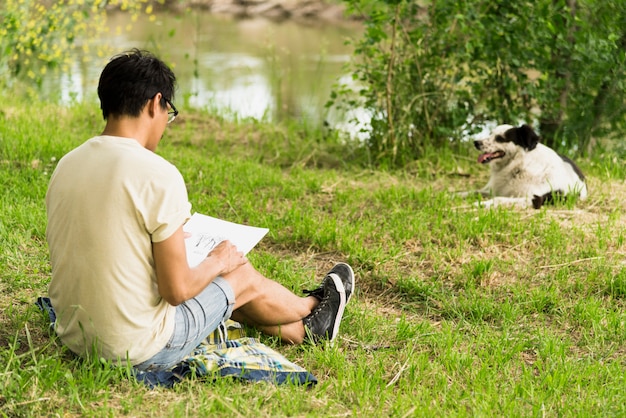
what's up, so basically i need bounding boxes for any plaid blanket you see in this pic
[36,297,317,389]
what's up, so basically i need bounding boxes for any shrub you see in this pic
[334,0,626,166]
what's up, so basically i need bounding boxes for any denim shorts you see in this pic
[134,276,235,371]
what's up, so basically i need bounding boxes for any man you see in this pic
[46,49,354,371]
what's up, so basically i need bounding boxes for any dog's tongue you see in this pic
[478,153,496,164]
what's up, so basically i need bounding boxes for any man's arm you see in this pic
[152,226,247,306]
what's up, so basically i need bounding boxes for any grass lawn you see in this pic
[2,99,626,417]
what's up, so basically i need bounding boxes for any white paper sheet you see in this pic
[183,213,269,267]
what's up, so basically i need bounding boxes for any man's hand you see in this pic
[154,227,246,306]
[207,240,248,276]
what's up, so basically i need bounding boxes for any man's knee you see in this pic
[223,263,264,299]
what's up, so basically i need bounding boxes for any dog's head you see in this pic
[473,124,540,165]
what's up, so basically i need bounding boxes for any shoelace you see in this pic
[303,286,324,301]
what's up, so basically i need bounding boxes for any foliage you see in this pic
[335,0,626,166]
[0,0,159,90]
[4,98,626,415]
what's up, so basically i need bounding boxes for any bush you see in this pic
[334,0,626,166]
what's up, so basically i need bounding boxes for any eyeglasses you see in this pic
[164,98,178,124]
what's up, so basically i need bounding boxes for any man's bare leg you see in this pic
[222,263,317,343]
[223,262,355,345]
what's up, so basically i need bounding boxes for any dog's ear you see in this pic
[506,124,539,151]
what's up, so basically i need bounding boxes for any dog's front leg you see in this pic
[456,187,492,199]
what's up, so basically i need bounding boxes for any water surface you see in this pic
[52,11,362,127]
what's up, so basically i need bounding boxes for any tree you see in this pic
[0,0,158,88]
[334,0,626,165]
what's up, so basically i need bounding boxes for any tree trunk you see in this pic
[540,0,577,150]
[583,27,626,153]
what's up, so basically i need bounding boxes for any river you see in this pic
[46,10,363,129]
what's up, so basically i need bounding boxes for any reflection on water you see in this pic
[46,11,362,127]
[188,52,272,119]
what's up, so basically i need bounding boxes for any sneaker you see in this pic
[303,274,346,343]
[302,263,355,343]
[303,263,355,304]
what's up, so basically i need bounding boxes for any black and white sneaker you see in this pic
[303,263,355,303]
[302,263,355,343]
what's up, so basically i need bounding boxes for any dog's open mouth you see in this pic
[477,151,505,164]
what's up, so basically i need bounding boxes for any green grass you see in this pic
[2,97,626,417]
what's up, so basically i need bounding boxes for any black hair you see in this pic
[97,49,176,120]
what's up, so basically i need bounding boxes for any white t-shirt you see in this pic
[46,135,192,365]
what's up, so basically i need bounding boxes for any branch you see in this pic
[385,3,400,160]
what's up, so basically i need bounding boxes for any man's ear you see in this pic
[147,93,163,118]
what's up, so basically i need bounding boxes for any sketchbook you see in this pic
[183,213,269,268]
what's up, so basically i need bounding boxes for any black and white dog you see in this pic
[463,124,588,208]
